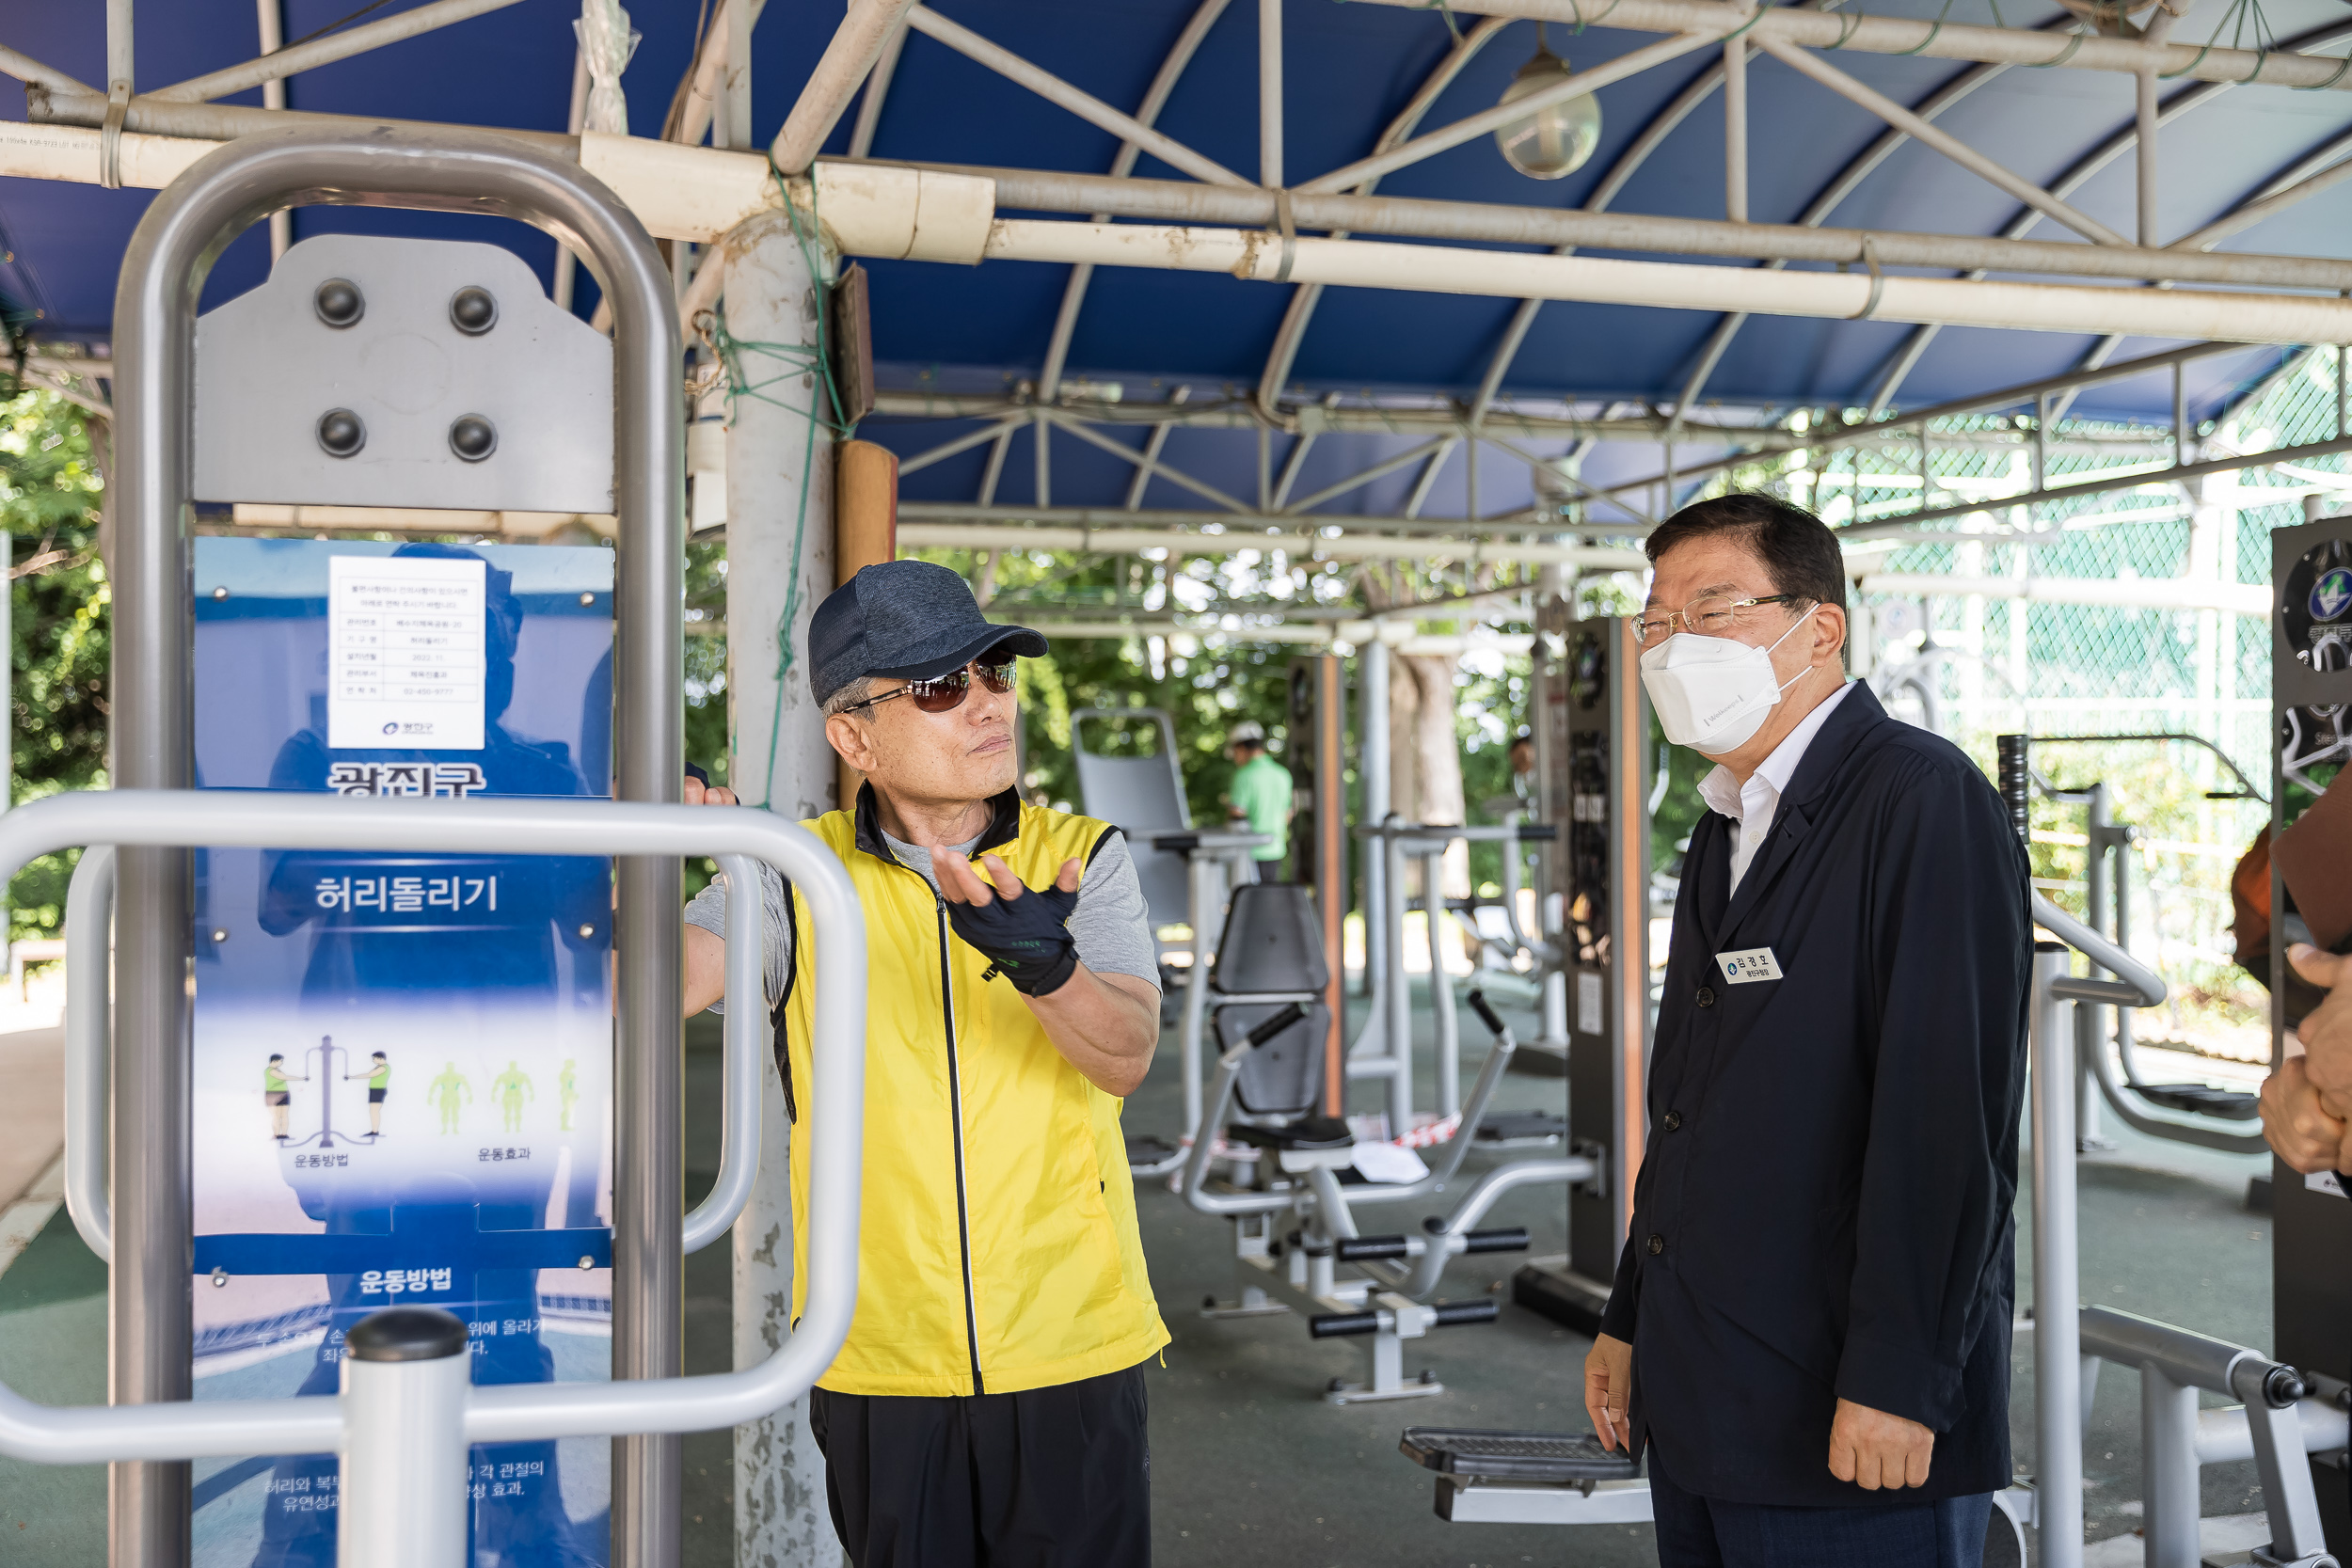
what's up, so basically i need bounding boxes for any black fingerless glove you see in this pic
[944,877,1081,996]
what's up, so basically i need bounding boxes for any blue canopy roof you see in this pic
[5,0,2347,519]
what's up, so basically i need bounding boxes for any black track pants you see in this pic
[807,1362,1152,1568]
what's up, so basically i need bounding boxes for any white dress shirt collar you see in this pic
[1697,680,1856,893]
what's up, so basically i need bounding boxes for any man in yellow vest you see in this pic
[681,560,1168,1568]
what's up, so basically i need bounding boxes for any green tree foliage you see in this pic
[0,390,109,938]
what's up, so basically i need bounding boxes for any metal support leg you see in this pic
[2031,942,2083,1568]
[1181,851,1220,1137]
[1421,847,1460,1119]
[2242,1371,2336,1568]
[1384,831,1412,1134]
[2141,1361,2202,1568]
[1358,639,1390,1009]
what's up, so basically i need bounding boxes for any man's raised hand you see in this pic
[930,849,1083,998]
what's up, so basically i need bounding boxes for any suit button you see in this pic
[1695,986,1716,1007]
[1646,1234,1665,1256]
[1662,1110,1683,1132]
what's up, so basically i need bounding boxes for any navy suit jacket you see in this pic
[1597,683,2031,1506]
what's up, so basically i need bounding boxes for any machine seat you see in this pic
[2135,1083,2259,1120]
[1225,1114,1354,1153]
[1399,1427,1642,1483]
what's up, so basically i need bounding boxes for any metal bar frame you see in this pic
[108,122,681,1568]
[0,787,868,1464]
[772,0,923,172]
[148,0,530,104]
[1343,0,2352,91]
[903,6,1248,187]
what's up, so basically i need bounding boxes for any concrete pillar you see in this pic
[720,212,841,1568]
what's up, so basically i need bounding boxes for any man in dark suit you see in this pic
[1582,494,2031,1566]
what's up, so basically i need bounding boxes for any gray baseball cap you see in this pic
[807,560,1049,708]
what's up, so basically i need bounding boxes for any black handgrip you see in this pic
[1996,735,2029,845]
[1243,1004,1308,1050]
[1513,823,1559,841]
[1309,1310,1381,1338]
[685,762,710,785]
[1334,1234,1411,1261]
[1460,1227,1531,1255]
[1150,832,1201,852]
[1465,990,1507,1039]
[1429,1299,1502,1327]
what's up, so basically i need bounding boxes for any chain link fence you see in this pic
[1706,351,2352,1060]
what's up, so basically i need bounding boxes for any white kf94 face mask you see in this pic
[1638,610,1814,756]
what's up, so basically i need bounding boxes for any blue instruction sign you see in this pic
[190,537,616,1567]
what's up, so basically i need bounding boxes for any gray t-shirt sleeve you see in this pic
[681,863,792,1013]
[1072,832,1160,990]
[684,831,1159,1006]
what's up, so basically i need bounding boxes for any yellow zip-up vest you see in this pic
[777,786,1169,1397]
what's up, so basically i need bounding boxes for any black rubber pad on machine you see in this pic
[1397,1428,1642,1482]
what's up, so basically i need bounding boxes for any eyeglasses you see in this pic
[837,658,1018,717]
[1633,594,1807,647]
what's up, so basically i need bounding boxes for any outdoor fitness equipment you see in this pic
[1177,881,1587,1404]
[0,787,870,1568]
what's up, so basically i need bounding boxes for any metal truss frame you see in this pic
[12,0,2352,546]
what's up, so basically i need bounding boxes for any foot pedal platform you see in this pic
[1125,1133,1181,1168]
[1399,1428,1641,1483]
[2134,1083,2259,1121]
[1474,1110,1567,1146]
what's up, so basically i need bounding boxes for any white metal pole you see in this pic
[721,0,753,150]
[107,0,134,96]
[1384,831,1413,1134]
[1181,852,1218,1136]
[721,213,839,1568]
[1723,32,1747,225]
[1422,844,1459,1118]
[2030,942,2083,1568]
[1259,0,1282,189]
[256,0,291,259]
[1359,639,1390,1012]
[338,1308,471,1568]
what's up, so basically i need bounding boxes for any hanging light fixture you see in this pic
[1493,24,1603,181]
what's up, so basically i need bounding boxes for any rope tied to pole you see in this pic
[695,159,856,807]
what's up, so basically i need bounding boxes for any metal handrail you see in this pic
[2032,891,2166,1007]
[62,845,112,1263]
[60,843,771,1259]
[0,789,866,1464]
[2030,732,2269,804]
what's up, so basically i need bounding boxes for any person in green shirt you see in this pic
[558,1058,579,1132]
[1224,721,1294,882]
[344,1049,389,1138]
[263,1053,309,1142]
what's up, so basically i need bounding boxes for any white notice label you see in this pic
[1716,946,1783,984]
[2309,1170,2347,1201]
[1576,972,1604,1036]
[328,554,487,751]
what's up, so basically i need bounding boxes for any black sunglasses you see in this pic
[838,658,1018,717]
